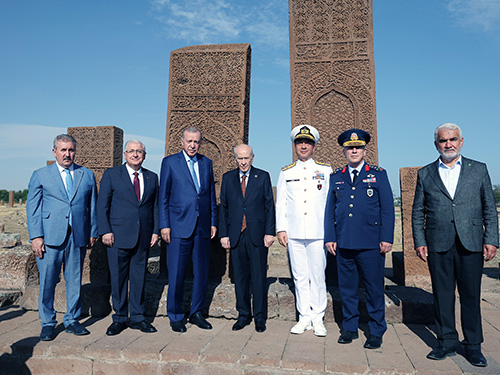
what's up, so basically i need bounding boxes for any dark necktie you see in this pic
[133,172,140,202]
[352,169,358,184]
[241,174,247,231]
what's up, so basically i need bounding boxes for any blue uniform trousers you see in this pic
[337,248,386,337]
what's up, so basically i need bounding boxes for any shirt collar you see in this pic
[239,166,251,177]
[439,155,462,169]
[348,161,364,174]
[125,163,142,175]
[182,150,197,163]
[56,163,74,173]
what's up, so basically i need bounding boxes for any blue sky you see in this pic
[1,0,499,193]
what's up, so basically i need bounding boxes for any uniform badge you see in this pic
[317,183,322,190]
[367,188,373,197]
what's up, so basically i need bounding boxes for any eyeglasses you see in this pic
[125,149,146,155]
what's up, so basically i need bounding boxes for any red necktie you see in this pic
[241,174,247,231]
[133,172,140,202]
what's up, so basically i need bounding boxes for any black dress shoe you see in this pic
[255,321,266,333]
[189,312,212,329]
[232,318,252,331]
[106,322,127,336]
[364,335,382,349]
[65,321,90,336]
[129,320,157,333]
[40,326,55,341]
[465,348,487,367]
[426,345,457,360]
[170,320,187,333]
[338,331,359,344]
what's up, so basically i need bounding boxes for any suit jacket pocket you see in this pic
[111,218,124,226]
[471,218,483,226]
[367,217,381,226]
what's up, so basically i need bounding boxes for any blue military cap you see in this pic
[337,129,371,147]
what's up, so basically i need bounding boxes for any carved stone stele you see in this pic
[289,0,378,168]
[68,126,124,187]
[164,44,251,198]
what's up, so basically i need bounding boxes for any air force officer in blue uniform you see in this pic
[27,134,98,341]
[159,127,218,333]
[97,140,159,336]
[325,129,395,350]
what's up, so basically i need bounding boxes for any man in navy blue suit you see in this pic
[219,144,275,333]
[97,140,159,336]
[325,129,395,350]
[159,127,218,333]
[27,134,98,341]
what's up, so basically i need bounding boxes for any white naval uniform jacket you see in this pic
[276,158,332,239]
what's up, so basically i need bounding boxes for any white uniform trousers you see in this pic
[287,238,327,321]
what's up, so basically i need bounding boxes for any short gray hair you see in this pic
[124,139,146,153]
[53,134,77,150]
[182,126,202,140]
[434,123,463,142]
[233,144,254,158]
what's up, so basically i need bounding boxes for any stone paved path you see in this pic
[2,292,500,375]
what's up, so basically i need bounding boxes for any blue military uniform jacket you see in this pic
[324,163,395,249]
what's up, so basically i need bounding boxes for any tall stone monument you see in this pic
[289,0,378,167]
[164,44,251,196]
[68,126,124,186]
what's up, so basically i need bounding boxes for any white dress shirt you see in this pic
[125,164,144,200]
[348,161,364,183]
[56,163,74,191]
[438,156,462,199]
[182,150,201,188]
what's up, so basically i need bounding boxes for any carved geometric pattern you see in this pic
[289,0,378,168]
[67,126,124,186]
[165,44,251,200]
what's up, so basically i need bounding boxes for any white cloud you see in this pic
[150,0,289,49]
[447,0,500,31]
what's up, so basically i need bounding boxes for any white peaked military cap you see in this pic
[290,124,319,144]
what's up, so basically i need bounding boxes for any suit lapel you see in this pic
[120,165,139,203]
[341,165,352,185]
[453,156,469,200]
[50,163,68,199]
[178,152,197,193]
[429,159,452,200]
[70,165,84,201]
[244,167,256,199]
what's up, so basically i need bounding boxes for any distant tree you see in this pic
[493,184,500,206]
[14,189,29,203]
[0,190,9,202]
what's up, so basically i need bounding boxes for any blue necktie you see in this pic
[64,169,73,199]
[189,158,200,193]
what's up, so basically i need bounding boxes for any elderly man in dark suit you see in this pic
[27,134,98,341]
[412,123,499,367]
[159,126,218,333]
[97,140,159,336]
[219,144,275,333]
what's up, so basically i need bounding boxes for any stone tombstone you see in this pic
[8,191,14,208]
[68,126,124,187]
[397,167,430,289]
[164,44,251,197]
[289,0,378,168]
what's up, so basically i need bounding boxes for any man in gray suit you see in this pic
[412,123,499,367]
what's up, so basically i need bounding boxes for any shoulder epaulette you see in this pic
[333,167,343,174]
[367,164,383,172]
[314,160,331,167]
[281,161,296,171]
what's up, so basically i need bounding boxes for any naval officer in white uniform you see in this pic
[276,125,332,337]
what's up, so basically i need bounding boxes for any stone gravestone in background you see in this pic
[392,167,431,289]
[289,0,378,168]
[164,44,251,199]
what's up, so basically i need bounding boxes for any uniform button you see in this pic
[349,213,353,217]
[304,177,307,180]
[349,204,353,208]
[304,189,307,192]
[452,203,456,207]
[304,200,307,203]
[350,195,354,199]
[352,187,356,190]
[304,212,307,215]
[304,167,306,170]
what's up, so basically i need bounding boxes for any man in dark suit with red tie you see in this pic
[159,127,218,333]
[97,140,159,336]
[219,144,275,332]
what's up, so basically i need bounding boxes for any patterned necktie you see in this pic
[64,169,73,199]
[241,174,247,231]
[189,158,200,193]
[352,169,358,184]
[133,172,140,202]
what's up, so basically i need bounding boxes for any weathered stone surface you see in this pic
[0,245,37,291]
[0,233,21,249]
[397,167,430,288]
[289,0,378,168]
[165,44,251,199]
[67,125,123,186]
